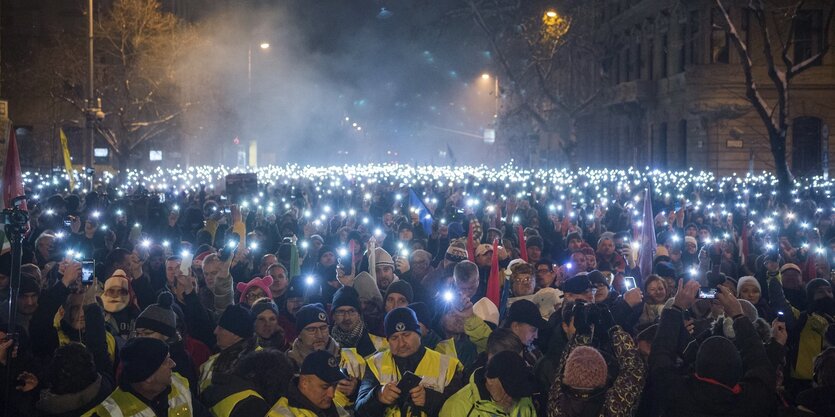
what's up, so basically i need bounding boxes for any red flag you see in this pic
[517,225,528,262]
[466,221,476,262]
[486,238,501,306]
[3,126,26,209]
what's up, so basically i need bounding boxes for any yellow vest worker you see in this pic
[355,307,463,417]
[200,304,255,393]
[268,350,350,417]
[83,338,194,417]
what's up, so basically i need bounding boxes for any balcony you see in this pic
[603,79,657,108]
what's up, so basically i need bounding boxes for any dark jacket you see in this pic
[35,375,115,417]
[200,374,270,417]
[649,307,777,417]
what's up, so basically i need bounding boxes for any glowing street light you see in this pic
[260,42,271,50]
[545,10,558,18]
[481,73,491,80]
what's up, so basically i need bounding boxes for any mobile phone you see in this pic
[64,216,73,227]
[81,260,95,284]
[180,252,193,276]
[623,276,636,291]
[396,371,422,395]
[777,311,786,322]
[698,287,717,299]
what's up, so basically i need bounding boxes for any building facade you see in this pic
[567,0,835,177]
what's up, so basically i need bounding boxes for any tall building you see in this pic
[563,0,835,176]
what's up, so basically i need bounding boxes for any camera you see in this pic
[1,196,29,234]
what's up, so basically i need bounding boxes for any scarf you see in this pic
[331,319,366,349]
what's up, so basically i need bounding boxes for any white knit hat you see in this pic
[473,297,499,326]
[736,276,761,296]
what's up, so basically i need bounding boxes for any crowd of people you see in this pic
[0,164,833,417]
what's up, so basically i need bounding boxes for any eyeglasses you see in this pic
[333,309,358,318]
[303,324,330,335]
[512,277,533,284]
[246,291,265,301]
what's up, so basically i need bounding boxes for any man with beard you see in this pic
[287,304,342,370]
[0,273,40,336]
[100,269,138,340]
[374,248,399,292]
[278,276,306,346]
[331,286,386,357]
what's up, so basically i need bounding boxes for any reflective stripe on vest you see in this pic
[369,334,389,352]
[366,348,459,394]
[334,348,366,408]
[268,397,350,417]
[433,339,464,372]
[199,354,219,393]
[209,389,263,417]
[82,373,192,417]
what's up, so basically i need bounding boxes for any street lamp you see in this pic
[248,41,270,95]
[260,42,271,50]
[480,73,499,119]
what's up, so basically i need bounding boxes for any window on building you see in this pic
[624,46,632,82]
[655,122,668,169]
[679,23,687,72]
[711,8,730,63]
[741,7,751,50]
[678,120,688,168]
[634,41,641,81]
[689,10,700,65]
[794,10,824,66]
[648,38,655,80]
[661,33,669,78]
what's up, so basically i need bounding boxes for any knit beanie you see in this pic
[736,276,761,297]
[384,307,420,337]
[134,292,178,340]
[684,236,698,246]
[563,346,607,389]
[120,337,169,383]
[695,336,742,388]
[445,239,468,262]
[250,297,279,320]
[354,272,383,304]
[331,286,361,312]
[218,304,254,339]
[526,236,543,249]
[807,278,833,303]
[374,248,394,267]
[385,280,413,304]
[236,276,274,304]
[407,302,431,326]
[295,303,328,330]
[19,274,40,295]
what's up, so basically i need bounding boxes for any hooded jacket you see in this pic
[649,307,777,416]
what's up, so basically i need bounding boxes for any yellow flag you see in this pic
[59,129,75,190]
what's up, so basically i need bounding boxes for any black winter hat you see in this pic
[250,298,279,320]
[384,307,420,337]
[218,304,254,339]
[385,280,413,304]
[134,292,178,340]
[654,262,676,279]
[505,299,546,329]
[18,275,40,295]
[295,303,328,330]
[300,350,348,384]
[695,336,742,389]
[120,337,169,383]
[286,276,306,299]
[408,302,431,326]
[331,286,361,312]
[486,350,536,399]
[806,278,833,303]
[560,274,594,295]
[526,236,544,249]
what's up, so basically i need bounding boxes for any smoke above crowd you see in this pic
[176,1,499,167]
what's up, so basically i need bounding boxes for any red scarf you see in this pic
[693,373,742,394]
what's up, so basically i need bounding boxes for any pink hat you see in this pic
[236,276,274,303]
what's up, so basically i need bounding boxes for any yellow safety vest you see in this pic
[198,353,219,393]
[365,348,460,417]
[82,373,192,417]
[209,389,263,417]
[370,333,389,352]
[334,348,367,408]
[54,306,117,363]
[433,339,464,372]
[267,396,350,417]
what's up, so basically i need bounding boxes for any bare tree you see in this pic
[445,0,603,167]
[42,0,202,168]
[715,0,834,196]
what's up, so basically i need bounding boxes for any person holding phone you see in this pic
[356,307,463,417]
[267,350,350,417]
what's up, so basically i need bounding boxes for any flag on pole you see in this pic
[466,223,476,262]
[3,123,25,210]
[485,238,501,307]
[59,128,76,191]
[637,189,656,284]
[517,225,528,262]
[408,188,433,236]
